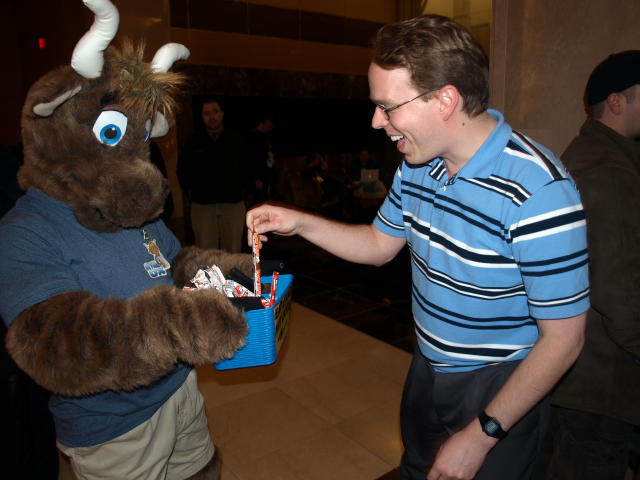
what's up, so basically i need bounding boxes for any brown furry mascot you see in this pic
[0,1,252,478]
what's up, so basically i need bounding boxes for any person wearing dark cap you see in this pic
[536,50,640,479]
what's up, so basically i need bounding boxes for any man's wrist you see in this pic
[478,411,508,440]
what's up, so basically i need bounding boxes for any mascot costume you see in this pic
[0,1,255,478]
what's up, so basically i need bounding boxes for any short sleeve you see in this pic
[509,179,590,320]
[374,165,406,238]
[0,222,80,325]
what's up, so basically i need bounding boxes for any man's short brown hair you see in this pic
[372,15,489,117]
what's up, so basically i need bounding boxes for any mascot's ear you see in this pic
[150,111,170,138]
[32,85,83,117]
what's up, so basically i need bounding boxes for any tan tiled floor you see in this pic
[59,302,412,479]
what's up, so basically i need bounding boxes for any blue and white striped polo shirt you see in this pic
[374,110,590,372]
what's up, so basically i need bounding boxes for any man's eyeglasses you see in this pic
[374,91,433,120]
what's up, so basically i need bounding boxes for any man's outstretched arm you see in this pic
[247,203,406,267]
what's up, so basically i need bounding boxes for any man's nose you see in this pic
[371,106,388,130]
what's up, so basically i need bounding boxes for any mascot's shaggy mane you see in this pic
[111,40,186,121]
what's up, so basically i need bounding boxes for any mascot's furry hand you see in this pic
[6,248,254,397]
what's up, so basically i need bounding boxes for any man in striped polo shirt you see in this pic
[247,14,589,480]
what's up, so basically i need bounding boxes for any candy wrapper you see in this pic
[252,231,262,297]
[185,265,255,298]
[263,271,279,308]
[185,245,277,308]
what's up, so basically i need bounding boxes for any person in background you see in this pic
[539,50,640,480]
[346,147,387,198]
[247,14,589,480]
[246,113,276,206]
[301,151,349,217]
[177,97,251,252]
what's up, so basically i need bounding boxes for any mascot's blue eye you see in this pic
[92,110,128,146]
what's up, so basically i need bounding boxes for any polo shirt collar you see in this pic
[428,109,513,183]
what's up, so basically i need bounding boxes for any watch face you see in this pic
[480,414,506,439]
[485,419,500,435]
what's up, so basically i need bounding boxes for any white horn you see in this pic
[151,43,190,73]
[70,0,119,79]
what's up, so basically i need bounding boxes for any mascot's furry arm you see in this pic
[5,267,249,397]
[6,249,254,397]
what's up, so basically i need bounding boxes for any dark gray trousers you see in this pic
[399,349,549,480]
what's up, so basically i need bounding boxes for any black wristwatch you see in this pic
[478,411,507,440]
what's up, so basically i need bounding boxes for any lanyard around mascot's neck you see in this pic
[141,229,170,278]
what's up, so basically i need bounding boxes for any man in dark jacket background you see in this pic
[177,98,251,252]
[538,50,640,480]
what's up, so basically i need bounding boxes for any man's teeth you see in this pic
[390,135,404,141]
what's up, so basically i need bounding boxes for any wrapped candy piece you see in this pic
[233,283,253,297]
[267,271,279,307]
[191,269,211,289]
[223,280,253,298]
[205,265,226,290]
[186,264,256,298]
[253,232,261,297]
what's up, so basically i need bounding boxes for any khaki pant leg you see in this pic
[190,203,220,250]
[217,201,246,253]
[58,370,214,480]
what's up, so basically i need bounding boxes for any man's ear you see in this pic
[438,85,459,121]
[605,92,624,115]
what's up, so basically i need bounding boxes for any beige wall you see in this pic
[170,28,372,74]
[424,0,492,63]
[248,0,396,23]
[491,0,640,155]
[425,0,492,25]
[115,1,388,75]
[114,0,172,52]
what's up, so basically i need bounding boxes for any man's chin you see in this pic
[404,154,433,166]
[403,153,419,164]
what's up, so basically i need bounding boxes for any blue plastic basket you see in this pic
[215,274,293,370]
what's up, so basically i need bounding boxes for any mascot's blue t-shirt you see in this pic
[0,188,190,447]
